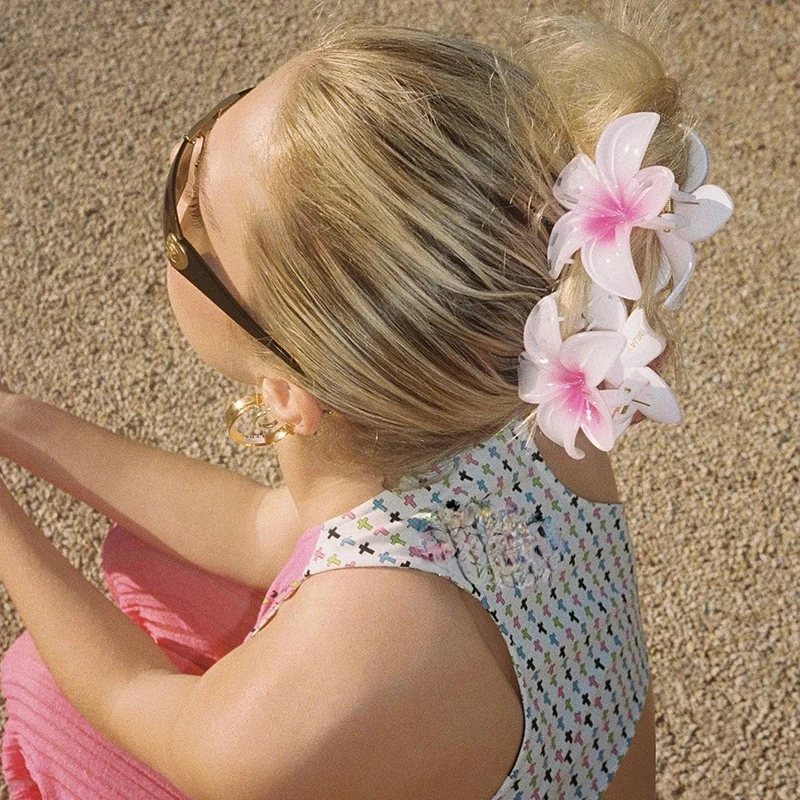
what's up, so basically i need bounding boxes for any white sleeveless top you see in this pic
[244,420,650,799]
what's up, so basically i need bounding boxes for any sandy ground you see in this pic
[0,0,797,797]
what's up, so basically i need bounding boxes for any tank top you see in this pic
[243,420,650,800]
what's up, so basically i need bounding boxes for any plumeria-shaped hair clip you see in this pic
[518,111,733,458]
[654,126,734,309]
[581,283,682,441]
[517,291,627,460]
[546,112,733,305]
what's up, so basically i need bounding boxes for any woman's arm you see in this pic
[0,478,469,800]
[0,391,300,589]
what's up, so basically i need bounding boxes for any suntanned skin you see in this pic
[170,52,656,798]
[0,50,653,798]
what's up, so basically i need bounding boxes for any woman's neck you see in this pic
[274,435,387,533]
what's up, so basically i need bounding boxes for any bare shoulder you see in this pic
[231,565,522,800]
[533,426,622,504]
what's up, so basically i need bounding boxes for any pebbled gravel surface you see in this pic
[0,1,797,798]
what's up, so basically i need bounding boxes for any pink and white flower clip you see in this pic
[517,111,733,459]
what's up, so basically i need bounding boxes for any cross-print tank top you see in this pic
[243,420,650,800]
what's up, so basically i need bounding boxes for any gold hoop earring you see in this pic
[225,393,296,448]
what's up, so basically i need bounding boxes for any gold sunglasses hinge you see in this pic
[166,232,189,271]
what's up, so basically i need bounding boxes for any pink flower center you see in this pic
[551,362,606,432]
[554,364,592,415]
[583,186,642,243]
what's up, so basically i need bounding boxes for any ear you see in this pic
[259,376,326,437]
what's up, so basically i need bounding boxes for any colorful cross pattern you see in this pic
[245,421,649,799]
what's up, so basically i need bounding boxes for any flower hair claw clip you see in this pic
[654,126,734,309]
[547,112,733,306]
[516,287,682,458]
[517,292,628,460]
[519,111,733,458]
[582,284,682,442]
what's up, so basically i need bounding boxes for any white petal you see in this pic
[537,398,585,460]
[631,367,683,424]
[604,358,626,387]
[583,226,642,301]
[599,386,629,413]
[658,233,696,310]
[654,243,672,293]
[547,211,586,278]
[517,354,541,404]
[580,389,617,453]
[629,166,675,221]
[560,330,627,387]
[677,185,734,242]
[640,209,691,235]
[620,308,666,368]
[595,112,661,193]
[552,153,604,210]
[611,408,635,442]
[619,373,652,398]
[584,283,628,332]
[680,126,711,193]
[518,354,564,407]
[600,386,638,442]
[672,187,700,204]
[523,293,563,359]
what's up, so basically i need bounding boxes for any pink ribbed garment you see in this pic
[0,520,313,799]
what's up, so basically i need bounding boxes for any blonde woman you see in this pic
[0,3,716,798]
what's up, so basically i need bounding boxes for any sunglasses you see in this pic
[163,88,305,376]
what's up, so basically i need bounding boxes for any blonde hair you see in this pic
[241,0,699,486]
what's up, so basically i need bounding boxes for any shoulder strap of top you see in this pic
[245,422,626,639]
